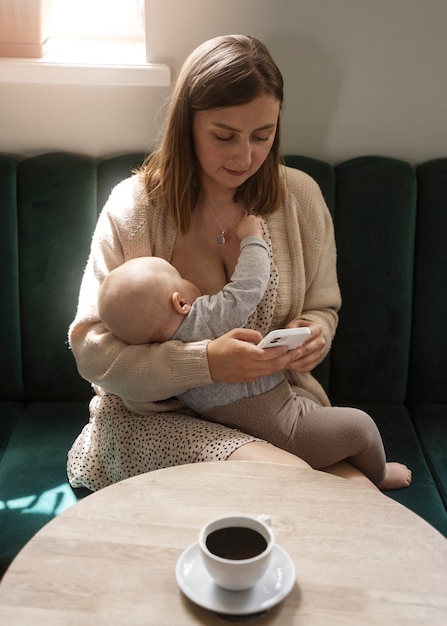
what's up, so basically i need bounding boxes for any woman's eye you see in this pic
[253,135,270,142]
[215,134,233,142]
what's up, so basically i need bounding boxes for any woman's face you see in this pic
[192,94,280,195]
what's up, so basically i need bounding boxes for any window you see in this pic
[0,0,170,87]
[48,0,146,65]
[51,0,145,41]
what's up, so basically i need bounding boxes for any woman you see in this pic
[68,35,411,492]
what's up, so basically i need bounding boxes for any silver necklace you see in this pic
[211,210,229,245]
[209,206,251,245]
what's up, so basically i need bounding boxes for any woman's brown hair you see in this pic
[142,34,284,234]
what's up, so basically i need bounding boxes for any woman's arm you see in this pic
[271,167,341,378]
[69,178,214,404]
[286,200,341,373]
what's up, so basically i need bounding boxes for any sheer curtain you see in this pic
[0,0,53,58]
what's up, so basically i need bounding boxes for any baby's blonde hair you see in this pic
[98,257,178,344]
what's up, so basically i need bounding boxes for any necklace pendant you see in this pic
[217,230,226,245]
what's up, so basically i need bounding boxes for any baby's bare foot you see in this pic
[378,462,412,490]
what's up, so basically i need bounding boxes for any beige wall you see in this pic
[1,0,446,163]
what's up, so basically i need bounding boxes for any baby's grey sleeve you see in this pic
[185,237,271,339]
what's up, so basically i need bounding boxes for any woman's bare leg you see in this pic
[227,441,311,468]
[228,442,383,492]
[322,460,380,491]
[229,443,411,493]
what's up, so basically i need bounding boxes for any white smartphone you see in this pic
[257,327,311,350]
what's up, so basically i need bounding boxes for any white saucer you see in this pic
[175,541,296,617]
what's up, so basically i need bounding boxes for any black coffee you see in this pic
[206,526,268,560]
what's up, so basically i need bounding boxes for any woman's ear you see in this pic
[171,292,191,315]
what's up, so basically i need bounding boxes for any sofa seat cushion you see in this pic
[409,404,447,510]
[0,401,89,577]
[350,403,447,537]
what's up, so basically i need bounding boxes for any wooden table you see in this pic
[0,462,446,625]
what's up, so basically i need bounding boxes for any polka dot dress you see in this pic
[67,224,280,492]
[67,394,263,492]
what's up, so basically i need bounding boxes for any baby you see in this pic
[98,215,411,491]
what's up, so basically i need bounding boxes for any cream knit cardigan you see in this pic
[69,165,341,411]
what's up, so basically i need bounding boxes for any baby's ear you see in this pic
[171,292,191,315]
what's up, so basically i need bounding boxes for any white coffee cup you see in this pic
[198,514,274,591]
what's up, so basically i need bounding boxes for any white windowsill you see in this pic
[0,37,171,87]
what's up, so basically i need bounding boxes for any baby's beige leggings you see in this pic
[206,380,387,484]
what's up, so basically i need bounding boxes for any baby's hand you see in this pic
[236,215,264,240]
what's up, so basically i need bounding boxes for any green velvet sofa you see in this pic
[1,152,446,579]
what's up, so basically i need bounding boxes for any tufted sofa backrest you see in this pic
[0,153,145,402]
[1,153,446,406]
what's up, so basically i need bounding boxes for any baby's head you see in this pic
[98,257,201,344]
